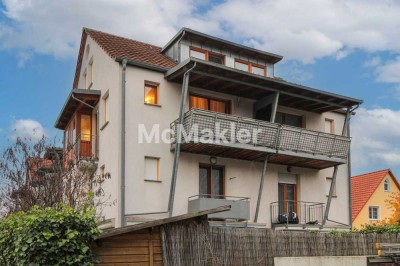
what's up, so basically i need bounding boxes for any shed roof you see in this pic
[96,205,231,239]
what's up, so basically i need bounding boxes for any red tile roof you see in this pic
[351,169,400,221]
[73,28,176,89]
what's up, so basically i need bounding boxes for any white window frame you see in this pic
[368,206,380,221]
[384,179,390,192]
[144,156,160,182]
[88,57,93,89]
[326,177,337,197]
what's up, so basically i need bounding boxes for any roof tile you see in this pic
[351,169,399,221]
[84,28,176,69]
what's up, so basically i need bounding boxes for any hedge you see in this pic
[0,205,100,265]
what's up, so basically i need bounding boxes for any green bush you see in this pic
[356,223,400,234]
[0,205,100,265]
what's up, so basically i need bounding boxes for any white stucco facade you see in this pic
[58,29,356,229]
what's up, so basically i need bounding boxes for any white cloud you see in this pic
[364,56,381,67]
[276,61,313,82]
[375,57,400,83]
[16,51,32,68]
[351,108,400,172]
[1,0,400,63]
[10,119,47,141]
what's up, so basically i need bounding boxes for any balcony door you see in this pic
[80,114,92,157]
[278,173,298,214]
[199,165,225,198]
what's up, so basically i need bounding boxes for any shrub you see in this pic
[0,205,100,265]
[356,223,400,234]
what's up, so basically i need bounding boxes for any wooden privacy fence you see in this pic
[160,220,400,266]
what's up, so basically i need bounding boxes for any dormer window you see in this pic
[235,59,266,76]
[190,47,224,65]
[384,179,390,192]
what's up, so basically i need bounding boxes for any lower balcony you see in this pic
[270,200,325,228]
[171,109,350,169]
[188,195,250,221]
[64,134,98,164]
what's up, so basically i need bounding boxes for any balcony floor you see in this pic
[177,142,344,169]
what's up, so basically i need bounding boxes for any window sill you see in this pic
[326,195,337,198]
[87,82,93,90]
[144,103,162,108]
[144,179,162,183]
[100,121,109,131]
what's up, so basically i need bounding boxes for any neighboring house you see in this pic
[54,27,362,228]
[26,148,63,186]
[352,169,400,229]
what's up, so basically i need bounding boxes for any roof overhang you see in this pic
[165,58,363,113]
[54,89,101,130]
[162,28,283,64]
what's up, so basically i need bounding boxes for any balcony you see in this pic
[171,109,350,169]
[64,134,98,164]
[270,200,325,228]
[188,195,250,221]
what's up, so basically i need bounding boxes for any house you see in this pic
[54,27,363,229]
[352,169,400,229]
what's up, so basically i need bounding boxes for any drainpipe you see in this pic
[120,59,128,227]
[168,62,196,217]
[347,119,352,227]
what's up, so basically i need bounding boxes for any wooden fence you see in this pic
[160,220,400,266]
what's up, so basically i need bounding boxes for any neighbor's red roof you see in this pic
[352,169,399,221]
[73,28,177,89]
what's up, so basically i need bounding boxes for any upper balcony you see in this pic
[171,108,350,169]
[166,58,362,114]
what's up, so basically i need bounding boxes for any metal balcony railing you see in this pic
[64,134,98,164]
[270,200,324,226]
[171,108,350,162]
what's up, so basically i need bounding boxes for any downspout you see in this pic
[120,59,128,227]
[347,104,359,228]
[168,62,197,217]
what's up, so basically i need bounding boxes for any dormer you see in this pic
[162,28,283,78]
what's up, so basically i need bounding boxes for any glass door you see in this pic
[199,165,224,198]
[80,114,92,157]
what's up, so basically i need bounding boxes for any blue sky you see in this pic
[0,0,399,177]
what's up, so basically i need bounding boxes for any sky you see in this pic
[0,0,399,177]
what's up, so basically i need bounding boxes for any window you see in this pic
[190,94,230,114]
[275,112,303,128]
[326,177,337,197]
[144,82,159,105]
[369,206,379,220]
[384,179,390,192]
[190,47,225,65]
[208,53,224,64]
[234,59,266,76]
[145,157,160,181]
[199,165,224,197]
[102,91,109,126]
[325,119,334,134]
[88,58,93,87]
[85,44,90,60]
